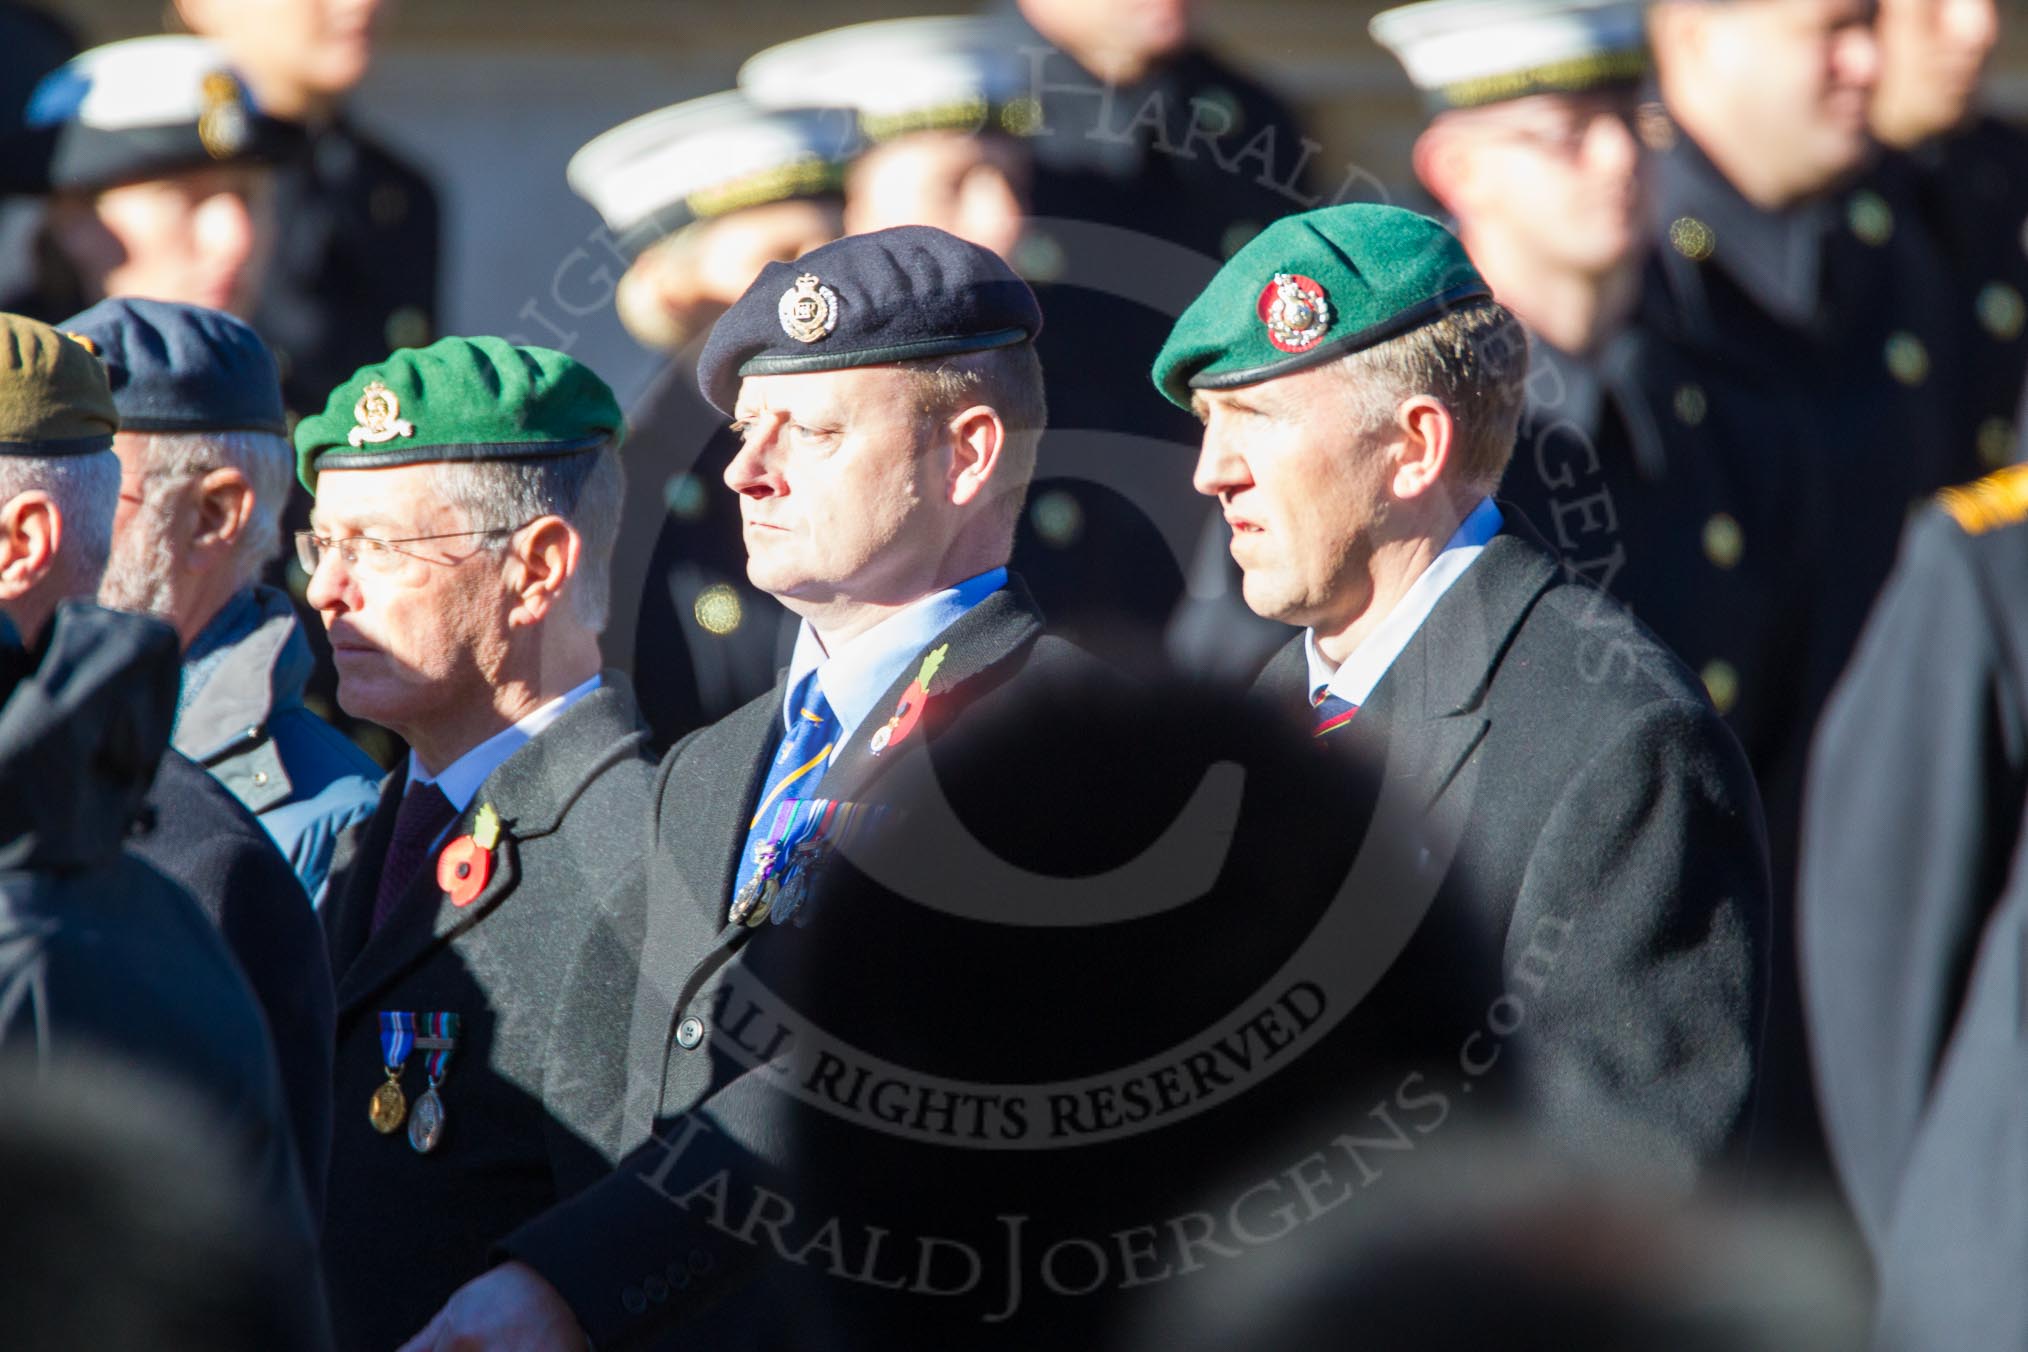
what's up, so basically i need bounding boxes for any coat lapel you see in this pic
[1255,517,1559,812]
[323,770,403,979]
[330,676,649,1018]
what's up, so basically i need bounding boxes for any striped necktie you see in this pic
[1312,689,1358,739]
[731,671,841,904]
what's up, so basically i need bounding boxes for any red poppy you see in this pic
[885,679,930,749]
[436,835,492,907]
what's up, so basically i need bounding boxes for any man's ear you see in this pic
[1412,123,1470,217]
[0,492,61,601]
[189,466,256,569]
[946,404,1007,509]
[1391,395,1455,501]
[504,517,581,628]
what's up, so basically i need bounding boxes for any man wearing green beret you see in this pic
[1156,203,1768,1178]
[295,336,657,1351]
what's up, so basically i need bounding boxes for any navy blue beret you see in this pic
[697,224,1042,415]
[60,297,286,436]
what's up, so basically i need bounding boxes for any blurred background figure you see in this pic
[67,297,379,908]
[1376,0,1822,1179]
[1861,0,2028,473]
[0,1055,319,1352]
[1116,1129,1870,1352]
[173,0,438,419]
[9,35,285,320]
[569,92,850,747]
[1801,464,2028,1349]
[0,313,329,1350]
[744,14,1190,678]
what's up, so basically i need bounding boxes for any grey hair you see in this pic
[0,449,120,599]
[121,430,295,589]
[1332,301,1530,495]
[425,445,625,633]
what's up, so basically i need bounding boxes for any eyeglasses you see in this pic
[293,526,523,576]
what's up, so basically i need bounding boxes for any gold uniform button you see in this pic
[1701,660,1740,715]
[1884,332,1930,386]
[1673,383,1708,427]
[693,584,743,636]
[1977,282,2026,341]
[1702,513,1744,569]
[1979,417,2016,468]
[1669,217,1716,262]
[1846,191,1894,246]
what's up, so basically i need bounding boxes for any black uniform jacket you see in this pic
[1252,515,1770,1178]
[317,674,655,1352]
[498,578,1115,1348]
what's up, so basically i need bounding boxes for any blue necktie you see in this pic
[731,672,841,905]
[1313,689,1358,738]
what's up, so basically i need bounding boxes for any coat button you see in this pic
[1701,660,1740,715]
[1979,417,2016,468]
[1669,217,1715,261]
[1702,514,1744,569]
[689,1248,715,1273]
[676,1016,705,1049]
[1672,383,1707,427]
[1884,331,1930,386]
[643,1276,668,1302]
[1846,191,1894,245]
[667,1261,692,1290]
[1978,282,2026,340]
[622,1286,647,1314]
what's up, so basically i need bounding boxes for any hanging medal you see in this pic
[407,1011,460,1154]
[371,1011,416,1132]
[770,799,837,927]
[730,800,796,927]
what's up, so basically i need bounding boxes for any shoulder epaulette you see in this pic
[1937,463,2028,534]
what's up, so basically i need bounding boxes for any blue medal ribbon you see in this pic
[378,1010,416,1071]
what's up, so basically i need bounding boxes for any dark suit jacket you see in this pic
[1801,492,2028,1346]
[0,601,330,1351]
[317,675,655,1352]
[127,745,333,1227]
[500,579,1111,1349]
[1253,516,1768,1179]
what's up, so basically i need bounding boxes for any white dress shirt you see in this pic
[781,567,1007,758]
[405,674,603,839]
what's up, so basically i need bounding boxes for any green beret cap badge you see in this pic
[1261,273,1333,353]
[347,380,414,447]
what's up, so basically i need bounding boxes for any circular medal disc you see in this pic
[408,1086,446,1153]
[369,1078,407,1133]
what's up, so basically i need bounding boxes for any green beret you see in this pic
[1150,204,1493,410]
[294,336,626,493]
[0,312,118,455]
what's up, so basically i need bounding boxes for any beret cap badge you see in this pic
[197,70,248,159]
[779,273,840,344]
[347,380,415,447]
[1260,272,1332,354]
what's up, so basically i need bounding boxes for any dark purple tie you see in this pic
[370,782,458,937]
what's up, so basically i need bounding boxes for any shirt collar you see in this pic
[407,673,603,813]
[1305,498,1501,708]
[783,567,1007,745]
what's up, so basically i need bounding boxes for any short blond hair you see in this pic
[1334,301,1529,494]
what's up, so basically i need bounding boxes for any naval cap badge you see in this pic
[1258,272,1332,354]
[779,273,840,344]
[197,70,249,159]
[347,380,415,447]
